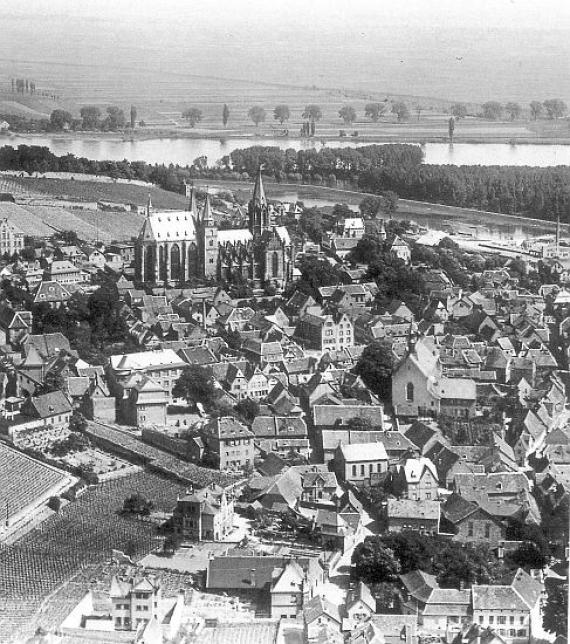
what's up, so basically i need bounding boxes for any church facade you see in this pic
[134,169,293,290]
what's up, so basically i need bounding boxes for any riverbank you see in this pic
[5,118,570,146]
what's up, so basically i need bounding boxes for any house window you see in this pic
[467,522,473,537]
[498,616,506,625]
[352,465,357,477]
[406,382,414,402]
[485,523,491,538]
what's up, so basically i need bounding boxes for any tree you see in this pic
[49,109,73,131]
[55,229,80,245]
[365,102,383,122]
[543,579,567,636]
[339,105,357,125]
[130,105,137,129]
[352,537,402,584]
[248,106,266,127]
[529,101,543,120]
[505,102,522,121]
[355,341,394,401]
[273,104,290,125]
[451,103,467,118]
[508,541,548,570]
[80,106,101,130]
[414,103,424,121]
[222,103,230,127]
[122,493,153,516]
[104,106,125,131]
[47,496,61,512]
[302,104,323,121]
[182,107,203,128]
[391,101,410,122]
[359,195,383,217]
[482,101,503,120]
[173,365,220,408]
[235,398,260,424]
[543,98,568,119]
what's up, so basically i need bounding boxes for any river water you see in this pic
[3,134,570,168]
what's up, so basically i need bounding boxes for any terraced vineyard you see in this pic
[0,471,186,643]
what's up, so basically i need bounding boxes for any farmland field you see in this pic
[0,471,186,643]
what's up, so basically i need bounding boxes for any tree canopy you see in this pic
[49,109,73,131]
[182,107,203,128]
[451,103,467,118]
[543,98,568,119]
[248,106,266,126]
[355,340,394,401]
[365,102,384,122]
[339,105,357,125]
[173,365,220,408]
[482,101,503,120]
[302,104,322,121]
[273,104,290,124]
[391,101,410,122]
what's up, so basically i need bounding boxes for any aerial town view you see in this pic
[0,0,570,642]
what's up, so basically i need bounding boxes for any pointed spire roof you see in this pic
[146,193,152,217]
[188,186,199,214]
[203,192,214,225]
[252,166,267,207]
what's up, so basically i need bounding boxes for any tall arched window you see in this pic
[406,382,414,402]
[272,252,279,277]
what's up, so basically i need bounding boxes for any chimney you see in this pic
[250,569,256,587]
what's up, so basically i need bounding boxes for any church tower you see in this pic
[198,193,219,279]
[248,167,269,236]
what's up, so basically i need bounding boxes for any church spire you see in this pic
[146,193,152,217]
[252,165,267,207]
[188,185,199,214]
[202,192,214,226]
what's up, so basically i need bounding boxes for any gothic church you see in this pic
[135,169,293,290]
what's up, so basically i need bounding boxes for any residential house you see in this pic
[200,416,254,472]
[400,570,471,638]
[33,280,71,307]
[207,552,325,619]
[471,569,544,644]
[443,493,507,546]
[295,312,354,352]
[390,457,439,501]
[387,498,440,534]
[304,595,343,641]
[300,466,338,503]
[0,217,24,256]
[45,259,84,285]
[0,390,73,449]
[172,484,234,541]
[121,374,168,427]
[108,349,186,403]
[251,416,310,460]
[388,235,411,264]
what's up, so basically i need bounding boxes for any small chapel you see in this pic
[134,168,293,290]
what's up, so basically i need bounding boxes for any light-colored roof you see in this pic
[110,348,186,371]
[387,498,440,520]
[139,210,196,242]
[339,442,388,462]
[403,457,438,483]
[218,228,253,245]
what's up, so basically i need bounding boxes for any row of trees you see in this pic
[49,105,139,132]
[450,98,568,121]
[11,78,37,95]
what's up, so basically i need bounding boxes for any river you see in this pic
[3,134,570,168]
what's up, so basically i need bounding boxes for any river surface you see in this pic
[4,134,570,168]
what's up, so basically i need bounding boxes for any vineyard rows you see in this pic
[0,471,186,642]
